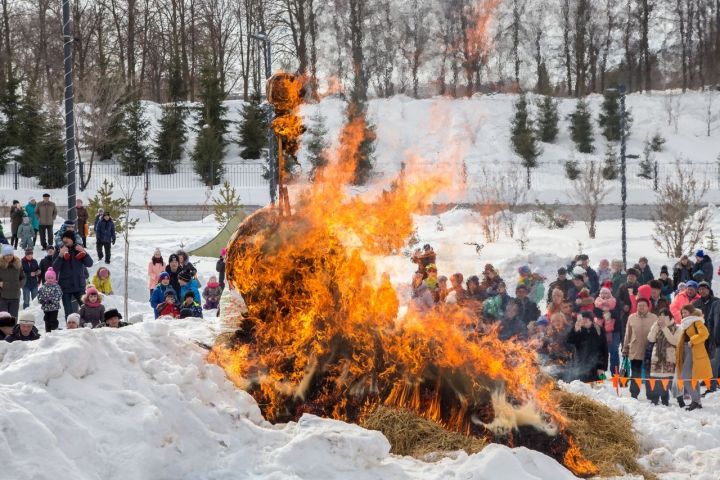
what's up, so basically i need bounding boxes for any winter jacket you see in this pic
[593,296,622,344]
[567,325,609,382]
[179,302,203,318]
[647,321,680,377]
[52,247,94,294]
[597,267,612,287]
[10,205,25,234]
[79,302,106,328]
[498,314,528,341]
[636,265,654,285]
[616,281,640,334]
[409,284,434,315]
[610,271,627,298]
[659,277,675,300]
[216,257,226,289]
[53,225,83,249]
[202,282,222,309]
[147,261,165,290]
[670,291,701,324]
[0,255,26,300]
[92,269,113,294]
[516,298,541,325]
[157,302,180,318]
[622,312,658,360]
[676,317,713,381]
[4,324,41,342]
[693,293,720,353]
[21,257,40,290]
[151,284,177,318]
[547,278,573,303]
[38,283,63,312]
[584,266,600,297]
[17,223,35,249]
[36,200,57,226]
[694,256,714,283]
[179,279,201,304]
[39,255,54,283]
[165,265,182,295]
[94,218,116,243]
[529,280,545,306]
[24,203,39,230]
[673,261,694,287]
[483,293,512,320]
[76,206,89,231]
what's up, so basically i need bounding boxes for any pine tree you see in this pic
[535,63,552,95]
[97,92,129,161]
[343,80,376,185]
[306,110,329,180]
[212,180,244,228]
[638,140,654,180]
[15,92,46,176]
[193,125,224,186]
[154,60,187,174]
[196,64,228,136]
[565,159,580,180]
[598,88,632,142]
[87,179,138,234]
[510,94,541,188]
[706,229,718,252]
[568,99,595,153]
[193,64,227,185]
[601,143,619,180]
[536,95,559,143]
[118,98,152,175]
[36,112,66,189]
[237,92,267,159]
[0,74,21,147]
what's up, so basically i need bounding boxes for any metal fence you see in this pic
[0,161,269,192]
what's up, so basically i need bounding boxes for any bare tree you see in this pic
[704,88,716,137]
[475,167,527,241]
[568,159,610,239]
[116,175,140,321]
[652,159,712,258]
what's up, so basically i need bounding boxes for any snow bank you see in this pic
[0,320,578,480]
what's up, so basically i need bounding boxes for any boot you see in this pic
[685,401,702,411]
[676,396,686,408]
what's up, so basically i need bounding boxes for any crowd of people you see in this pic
[410,245,719,411]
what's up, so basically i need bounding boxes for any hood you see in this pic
[207,281,220,289]
[0,255,21,269]
[96,267,111,278]
[637,284,652,300]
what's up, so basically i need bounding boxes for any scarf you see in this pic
[654,322,677,367]
[84,297,102,308]
[680,315,704,332]
[152,256,165,265]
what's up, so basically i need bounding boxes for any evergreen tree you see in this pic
[212,180,244,228]
[196,64,228,136]
[536,95,559,143]
[638,140,654,180]
[193,125,224,186]
[564,159,580,180]
[601,143,619,180]
[598,88,632,142]
[306,110,329,180]
[650,132,666,152]
[535,63,552,95]
[154,59,187,174]
[98,92,128,161]
[510,94,541,188]
[36,112,66,189]
[118,98,152,175]
[88,179,137,234]
[237,92,267,159]
[0,74,21,147]
[568,99,595,153]
[193,64,227,185]
[16,92,46,176]
[344,101,376,185]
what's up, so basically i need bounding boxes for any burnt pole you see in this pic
[62,0,77,222]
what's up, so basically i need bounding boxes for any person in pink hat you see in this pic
[147,248,165,295]
[79,286,106,328]
[37,267,63,332]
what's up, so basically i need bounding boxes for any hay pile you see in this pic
[553,390,656,480]
[360,406,486,458]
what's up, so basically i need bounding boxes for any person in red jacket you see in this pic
[156,290,180,318]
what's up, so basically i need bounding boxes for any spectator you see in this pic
[179,291,203,318]
[483,281,512,321]
[52,231,93,318]
[53,219,83,249]
[538,313,574,379]
[676,305,713,410]
[425,264,440,299]
[9,200,25,249]
[577,255,600,296]
[437,275,449,303]
[147,248,165,296]
[566,311,608,382]
[4,311,40,342]
[93,208,104,233]
[36,193,57,250]
[529,268,546,306]
[79,286,106,328]
[0,244,25,317]
[20,248,40,310]
[91,267,114,295]
[408,272,434,315]
[17,216,35,250]
[658,266,674,302]
[673,255,694,287]
[610,259,627,298]
[24,198,39,244]
[202,276,222,310]
[445,273,468,305]
[97,308,129,328]
[546,288,565,318]
[623,298,658,399]
[597,259,612,286]
[39,246,55,283]
[75,199,89,247]
[411,244,436,279]
[694,250,713,285]
[480,264,503,297]
[37,267,63,332]
[177,250,198,281]
[670,280,700,324]
[515,284,540,325]
[165,254,182,295]
[0,224,6,244]
[95,212,116,264]
[157,290,181,318]
[693,281,720,391]
[0,311,16,341]
[517,265,532,289]
[594,286,622,375]
[617,267,641,335]
[547,267,573,303]
[151,272,175,318]
[66,313,81,330]
[647,309,680,406]
[498,300,528,341]
[648,280,669,312]
[636,257,654,285]
[465,275,484,301]
[216,248,226,290]
[178,270,201,304]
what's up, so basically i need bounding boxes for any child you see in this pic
[593,286,618,345]
[37,267,63,332]
[180,291,203,318]
[66,313,81,330]
[202,276,222,310]
[157,290,181,318]
[79,286,105,328]
[17,216,36,249]
[92,267,114,295]
[178,270,201,303]
[147,248,165,295]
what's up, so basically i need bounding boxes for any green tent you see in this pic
[189,210,247,258]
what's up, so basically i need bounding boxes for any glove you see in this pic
[112,239,116,245]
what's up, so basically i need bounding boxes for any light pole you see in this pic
[62,0,77,222]
[249,32,276,206]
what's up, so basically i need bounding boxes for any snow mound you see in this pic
[0,320,578,480]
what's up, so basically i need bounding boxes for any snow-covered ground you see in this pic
[2,201,720,478]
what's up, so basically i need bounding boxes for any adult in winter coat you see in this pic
[93,208,104,233]
[622,298,658,399]
[165,254,183,296]
[75,199,89,247]
[0,244,26,318]
[566,311,609,382]
[176,250,197,279]
[483,282,513,321]
[498,300,528,341]
[529,268,546,306]
[52,231,94,318]
[617,268,641,336]
[597,259,612,287]
[610,260,627,299]
[79,286,106,328]
[675,305,713,410]
[514,284,541,325]
[20,248,40,309]
[547,267,573,303]
[147,249,165,295]
[17,217,35,250]
[635,257,655,285]
[39,246,55,283]
[670,281,700,324]
[480,264,503,297]
[151,272,177,318]
[4,312,40,343]
[693,250,713,284]
[646,309,680,406]
[216,248,226,290]
[10,200,25,249]
[178,270,201,304]
[673,255,694,287]
[658,266,675,301]
[36,193,58,250]
[53,220,83,249]
[24,198,39,242]
[693,281,720,388]
[95,212,116,264]
[0,311,15,341]
[577,255,600,297]
[91,267,114,295]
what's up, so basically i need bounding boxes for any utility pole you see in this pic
[619,86,627,269]
[62,0,77,222]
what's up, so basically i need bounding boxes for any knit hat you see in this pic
[154,248,161,256]
[626,268,639,277]
[104,308,122,321]
[698,281,711,290]
[600,287,611,297]
[45,267,57,282]
[46,245,55,252]
[572,266,586,277]
[1,244,13,256]
[85,286,99,296]
[426,263,437,272]
[515,284,528,292]
[686,280,699,290]
[693,271,705,280]
[62,230,75,241]
[18,311,35,325]
[12,200,18,204]
[660,265,669,275]
[696,250,705,258]
[24,248,34,255]
[66,313,81,326]
[159,272,170,280]
[165,290,177,298]
[0,311,16,328]
[580,311,594,320]
[64,219,75,227]
[168,254,179,263]
[221,247,227,257]
[535,316,549,326]
[518,265,531,276]
[178,271,192,283]
[184,290,196,300]
[557,267,567,275]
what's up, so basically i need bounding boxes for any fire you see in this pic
[564,437,600,477]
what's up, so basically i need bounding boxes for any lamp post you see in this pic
[62,0,77,221]
[249,32,276,206]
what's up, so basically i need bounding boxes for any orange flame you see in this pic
[564,437,600,477]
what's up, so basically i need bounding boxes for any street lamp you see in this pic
[62,0,77,221]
